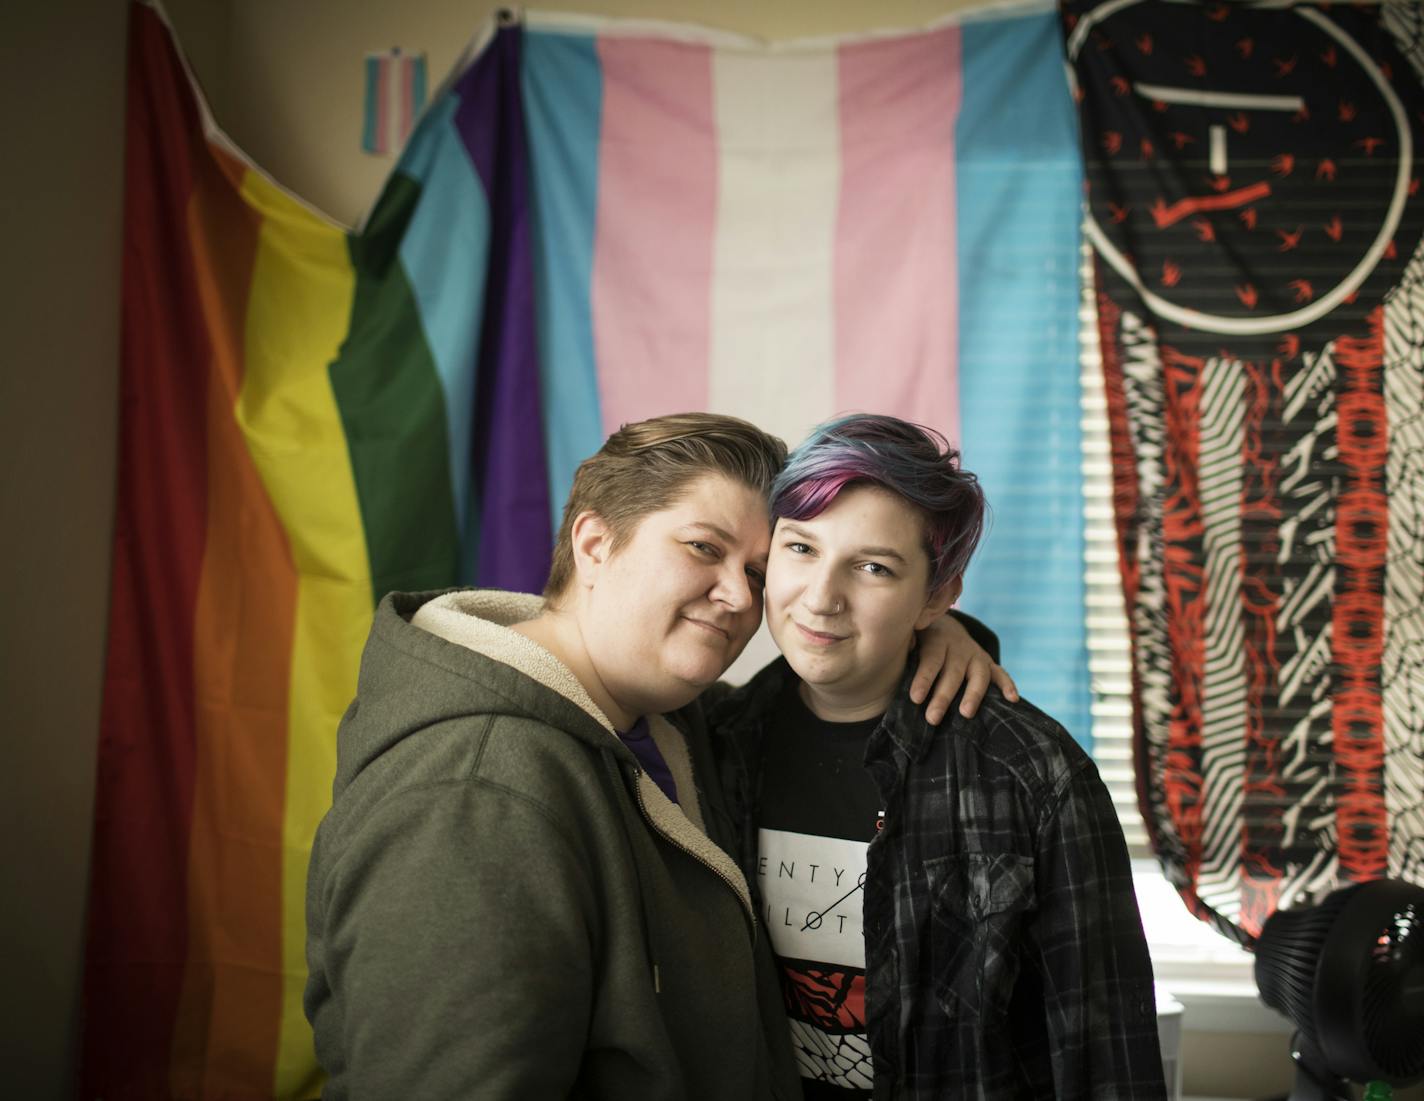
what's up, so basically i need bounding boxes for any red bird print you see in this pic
[1381,61,1393,83]
[1356,137,1385,156]
[1210,176,1234,193]
[1321,46,1337,68]
[1103,131,1123,155]
[1317,159,1337,181]
[1279,334,1301,357]
[1294,103,1311,123]
[1272,154,1295,177]
[1237,283,1259,309]
[1141,138,1155,160]
[1339,101,1357,122]
[1206,3,1230,21]
[1162,260,1182,287]
[1411,177,1421,197]
[1108,201,1130,225]
[1289,280,1314,303]
[1240,208,1258,229]
[1277,227,1303,252]
[1236,38,1254,60]
[1345,290,1360,305]
[1153,100,1169,113]
[1192,218,1216,243]
[1324,216,1343,242]
[1185,54,1207,77]
[1228,112,1250,134]
[1073,83,1086,105]
[1386,239,1398,260]
[1170,131,1196,150]
[1274,56,1298,77]
[1137,33,1153,55]
[1110,76,1130,96]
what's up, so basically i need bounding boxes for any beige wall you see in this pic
[3,1,128,1098]
[1,2,1399,1098]
[180,0,1003,229]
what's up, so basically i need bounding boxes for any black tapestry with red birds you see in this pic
[1062,0,1424,944]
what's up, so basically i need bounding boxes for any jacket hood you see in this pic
[333,588,629,797]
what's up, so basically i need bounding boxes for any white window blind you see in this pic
[1079,239,1151,860]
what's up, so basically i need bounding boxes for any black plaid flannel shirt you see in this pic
[709,659,1166,1100]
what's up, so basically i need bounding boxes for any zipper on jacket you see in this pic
[631,767,759,936]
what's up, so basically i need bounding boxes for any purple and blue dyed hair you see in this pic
[770,414,987,593]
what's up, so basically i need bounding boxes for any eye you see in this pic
[745,566,766,590]
[785,541,813,555]
[687,540,720,558]
[859,561,895,578]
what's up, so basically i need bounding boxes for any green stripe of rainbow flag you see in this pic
[86,5,548,1097]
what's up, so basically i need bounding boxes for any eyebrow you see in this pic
[679,521,736,543]
[779,523,909,563]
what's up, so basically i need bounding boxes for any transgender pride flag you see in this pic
[516,11,1088,696]
[86,4,1084,1097]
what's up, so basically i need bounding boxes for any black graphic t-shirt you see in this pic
[757,681,882,1099]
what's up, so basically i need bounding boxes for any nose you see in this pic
[711,561,756,613]
[801,563,842,618]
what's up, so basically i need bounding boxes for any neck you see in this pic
[512,606,638,731]
[798,679,896,724]
[797,649,905,726]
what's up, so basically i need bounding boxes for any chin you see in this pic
[666,653,729,692]
[641,677,709,716]
[786,656,843,688]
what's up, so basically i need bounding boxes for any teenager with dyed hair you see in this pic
[711,413,1166,1100]
[304,412,1007,1100]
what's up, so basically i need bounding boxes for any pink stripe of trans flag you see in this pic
[592,36,717,435]
[834,28,961,444]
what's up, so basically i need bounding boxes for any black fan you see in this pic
[1254,878,1424,1100]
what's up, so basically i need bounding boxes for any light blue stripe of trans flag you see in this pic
[396,93,490,585]
[522,30,606,537]
[956,11,1091,748]
[362,55,381,153]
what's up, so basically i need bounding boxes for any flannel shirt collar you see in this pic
[869,653,958,766]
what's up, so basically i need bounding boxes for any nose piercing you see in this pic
[832,600,843,615]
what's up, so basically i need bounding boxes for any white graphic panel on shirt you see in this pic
[758,828,868,966]
[760,828,874,1091]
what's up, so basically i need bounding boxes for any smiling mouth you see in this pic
[684,616,731,641]
[794,621,846,645]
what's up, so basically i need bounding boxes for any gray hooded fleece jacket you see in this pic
[304,589,799,1100]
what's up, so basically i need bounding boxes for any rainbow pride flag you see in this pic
[85,3,1083,1096]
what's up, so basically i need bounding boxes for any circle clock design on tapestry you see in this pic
[1068,0,1415,339]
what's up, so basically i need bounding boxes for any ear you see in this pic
[913,575,962,631]
[569,511,614,588]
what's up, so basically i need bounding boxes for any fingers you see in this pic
[992,662,1019,703]
[951,657,993,721]
[925,657,970,725]
[909,636,951,704]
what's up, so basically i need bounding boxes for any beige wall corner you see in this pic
[0,0,129,1098]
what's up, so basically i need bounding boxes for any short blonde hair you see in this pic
[544,413,787,603]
